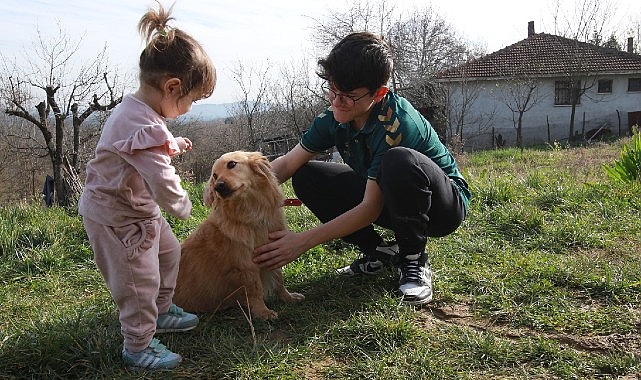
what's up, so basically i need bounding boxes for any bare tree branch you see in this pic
[0,23,124,206]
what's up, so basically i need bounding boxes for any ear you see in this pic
[249,153,274,180]
[164,77,182,96]
[249,153,282,203]
[203,172,217,207]
[374,86,389,101]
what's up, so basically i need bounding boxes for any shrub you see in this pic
[604,127,641,183]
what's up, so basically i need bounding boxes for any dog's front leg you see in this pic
[265,269,305,304]
[244,274,279,320]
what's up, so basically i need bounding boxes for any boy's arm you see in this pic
[270,143,315,183]
[253,179,384,270]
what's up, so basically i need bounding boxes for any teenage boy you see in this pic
[253,31,470,305]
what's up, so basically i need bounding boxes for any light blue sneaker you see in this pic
[156,304,198,333]
[122,338,181,370]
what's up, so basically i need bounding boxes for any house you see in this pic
[436,22,641,150]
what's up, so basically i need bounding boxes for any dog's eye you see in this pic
[212,173,218,180]
[227,161,237,169]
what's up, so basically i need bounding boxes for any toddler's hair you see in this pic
[138,1,216,100]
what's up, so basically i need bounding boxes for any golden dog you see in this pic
[174,151,304,320]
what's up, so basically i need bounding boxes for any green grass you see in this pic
[1,140,640,379]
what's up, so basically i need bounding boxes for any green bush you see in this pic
[604,128,641,183]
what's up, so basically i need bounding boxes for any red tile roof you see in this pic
[437,33,641,79]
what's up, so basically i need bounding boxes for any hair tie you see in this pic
[157,25,168,38]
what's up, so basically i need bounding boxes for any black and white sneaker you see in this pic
[398,253,433,305]
[337,241,399,276]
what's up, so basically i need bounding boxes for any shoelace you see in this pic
[402,260,421,282]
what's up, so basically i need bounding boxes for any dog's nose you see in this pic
[214,181,233,197]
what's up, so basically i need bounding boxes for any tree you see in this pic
[589,30,623,50]
[561,70,594,142]
[0,25,123,207]
[548,0,621,141]
[549,0,617,43]
[444,77,497,151]
[499,77,541,152]
[387,5,482,140]
[269,57,325,139]
[308,0,397,52]
[308,0,481,142]
[229,60,271,151]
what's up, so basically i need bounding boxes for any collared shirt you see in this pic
[300,91,471,211]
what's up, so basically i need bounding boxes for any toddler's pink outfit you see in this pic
[79,94,192,352]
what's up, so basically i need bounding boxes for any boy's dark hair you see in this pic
[317,31,393,93]
[138,2,216,100]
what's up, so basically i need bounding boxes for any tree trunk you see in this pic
[46,86,73,207]
[517,111,524,153]
[71,103,80,169]
[568,104,577,142]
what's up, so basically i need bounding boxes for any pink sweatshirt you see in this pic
[79,94,192,226]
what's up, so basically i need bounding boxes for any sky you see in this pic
[0,0,638,104]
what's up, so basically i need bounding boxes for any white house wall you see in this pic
[445,75,641,150]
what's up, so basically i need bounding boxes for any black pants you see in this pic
[291,147,466,258]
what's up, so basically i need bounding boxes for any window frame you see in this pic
[628,78,641,92]
[554,80,582,105]
[597,79,613,94]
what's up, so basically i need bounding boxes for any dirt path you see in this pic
[420,303,641,357]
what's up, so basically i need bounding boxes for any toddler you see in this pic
[78,2,216,370]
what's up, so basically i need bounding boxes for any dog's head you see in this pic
[203,151,279,208]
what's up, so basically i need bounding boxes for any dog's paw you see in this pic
[254,308,279,320]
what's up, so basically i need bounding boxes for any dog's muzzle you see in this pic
[214,181,234,198]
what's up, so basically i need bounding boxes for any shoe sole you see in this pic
[400,293,433,305]
[336,267,384,276]
[126,364,180,371]
[123,354,182,370]
[156,324,198,334]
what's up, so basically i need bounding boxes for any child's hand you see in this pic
[183,137,193,151]
[175,137,193,154]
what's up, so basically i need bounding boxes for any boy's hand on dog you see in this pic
[253,230,305,270]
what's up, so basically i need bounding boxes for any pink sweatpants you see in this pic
[83,216,181,352]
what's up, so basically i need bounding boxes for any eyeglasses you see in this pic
[322,85,371,107]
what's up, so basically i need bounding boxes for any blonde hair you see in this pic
[137,1,216,100]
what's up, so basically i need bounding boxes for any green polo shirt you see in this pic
[300,91,470,212]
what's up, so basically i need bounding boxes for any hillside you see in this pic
[187,102,235,120]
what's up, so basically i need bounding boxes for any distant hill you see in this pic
[186,103,236,120]
[77,102,240,126]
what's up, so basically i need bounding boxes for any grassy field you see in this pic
[1,140,640,379]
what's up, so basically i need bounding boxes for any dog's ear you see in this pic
[203,168,217,207]
[249,152,275,181]
[203,182,215,207]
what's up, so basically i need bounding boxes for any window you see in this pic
[555,80,581,105]
[629,78,641,92]
[597,79,613,93]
